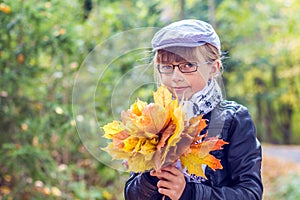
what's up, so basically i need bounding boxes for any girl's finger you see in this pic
[157,179,173,190]
[161,166,181,176]
[158,188,177,200]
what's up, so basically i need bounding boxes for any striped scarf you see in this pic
[183,78,223,120]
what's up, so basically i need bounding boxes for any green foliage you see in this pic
[1,0,300,198]
[215,0,300,144]
[0,0,160,199]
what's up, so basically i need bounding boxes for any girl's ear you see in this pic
[209,60,221,78]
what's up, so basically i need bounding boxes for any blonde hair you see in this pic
[153,44,222,85]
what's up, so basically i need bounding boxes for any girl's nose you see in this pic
[171,67,184,82]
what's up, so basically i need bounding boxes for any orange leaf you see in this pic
[195,116,207,134]
[101,86,227,174]
[181,134,228,178]
[142,103,167,133]
[198,137,229,152]
[156,122,176,150]
[121,102,167,134]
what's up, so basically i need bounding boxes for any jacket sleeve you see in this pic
[124,171,163,200]
[180,106,263,200]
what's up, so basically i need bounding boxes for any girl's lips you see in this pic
[173,87,189,93]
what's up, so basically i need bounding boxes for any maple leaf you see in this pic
[102,121,127,139]
[102,143,131,160]
[131,99,147,116]
[155,115,203,169]
[121,102,167,134]
[122,136,140,152]
[180,133,228,178]
[153,86,177,130]
[101,86,228,174]
[153,86,173,109]
[141,103,167,133]
[157,103,185,169]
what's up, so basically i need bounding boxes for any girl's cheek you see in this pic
[160,76,170,86]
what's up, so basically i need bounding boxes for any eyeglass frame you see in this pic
[156,61,211,74]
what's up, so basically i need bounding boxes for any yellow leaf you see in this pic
[111,130,130,149]
[180,134,228,178]
[131,99,147,116]
[51,187,62,197]
[167,104,185,147]
[127,152,156,172]
[4,175,11,182]
[180,153,207,178]
[153,86,177,129]
[139,137,158,155]
[101,86,227,174]
[102,143,131,160]
[102,190,113,200]
[0,3,11,14]
[122,103,167,134]
[122,136,140,152]
[102,121,127,139]
[153,86,173,109]
[0,186,11,195]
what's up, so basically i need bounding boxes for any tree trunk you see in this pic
[280,104,293,144]
[265,100,278,144]
[255,94,264,140]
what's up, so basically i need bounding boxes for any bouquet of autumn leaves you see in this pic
[102,86,228,178]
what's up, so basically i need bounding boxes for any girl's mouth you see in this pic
[173,87,189,93]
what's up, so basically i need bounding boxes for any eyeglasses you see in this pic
[157,62,210,74]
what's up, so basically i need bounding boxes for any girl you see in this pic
[124,19,263,200]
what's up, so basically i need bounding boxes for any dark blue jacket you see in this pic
[124,100,263,200]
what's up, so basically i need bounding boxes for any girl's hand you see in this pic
[150,165,186,200]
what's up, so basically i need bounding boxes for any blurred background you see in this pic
[1,0,299,199]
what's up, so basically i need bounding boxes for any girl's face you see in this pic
[160,62,213,100]
[156,47,219,100]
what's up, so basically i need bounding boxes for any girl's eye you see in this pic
[183,63,195,68]
[162,65,172,69]
[182,63,195,69]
